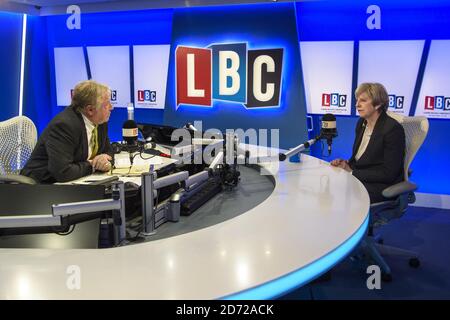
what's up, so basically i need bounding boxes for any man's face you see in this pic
[90,93,113,125]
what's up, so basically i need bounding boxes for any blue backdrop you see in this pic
[164,3,309,149]
[0,12,23,121]
[298,0,450,195]
[23,8,173,142]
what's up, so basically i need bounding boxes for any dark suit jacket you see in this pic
[348,111,405,203]
[21,107,112,183]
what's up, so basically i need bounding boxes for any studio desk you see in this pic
[0,145,369,299]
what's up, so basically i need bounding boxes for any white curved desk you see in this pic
[0,151,369,299]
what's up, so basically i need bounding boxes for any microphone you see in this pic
[122,119,138,147]
[185,122,198,132]
[278,113,338,161]
[143,141,156,150]
[122,119,139,165]
[320,113,338,155]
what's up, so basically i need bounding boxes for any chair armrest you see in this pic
[0,174,37,185]
[382,181,417,199]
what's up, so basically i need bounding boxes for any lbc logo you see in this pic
[175,43,283,108]
[322,93,347,107]
[138,90,156,102]
[425,96,450,111]
[388,95,404,109]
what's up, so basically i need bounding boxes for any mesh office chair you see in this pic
[0,116,38,184]
[359,111,429,281]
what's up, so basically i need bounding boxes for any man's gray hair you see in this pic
[70,80,110,112]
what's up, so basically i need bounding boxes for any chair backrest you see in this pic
[0,116,37,175]
[387,111,429,181]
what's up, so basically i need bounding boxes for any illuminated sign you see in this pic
[176,43,283,108]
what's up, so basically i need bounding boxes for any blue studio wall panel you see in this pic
[297,0,450,42]
[0,12,23,121]
[164,3,308,149]
[43,9,173,141]
[22,15,52,134]
[297,0,450,195]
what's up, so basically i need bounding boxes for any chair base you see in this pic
[359,236,420,281]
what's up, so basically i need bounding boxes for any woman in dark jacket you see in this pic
[331,83,405,203]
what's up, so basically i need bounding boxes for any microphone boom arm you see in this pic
[278,137,320,161]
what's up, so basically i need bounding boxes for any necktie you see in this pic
[89,125,98,160]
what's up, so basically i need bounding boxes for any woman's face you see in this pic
[356,91,379,120]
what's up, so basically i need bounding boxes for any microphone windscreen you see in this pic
[123,119,137,129]
[122,120,138,143]
[322,113,336,122]
[321,113,337,130]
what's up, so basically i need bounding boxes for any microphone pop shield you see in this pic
[320,113,338,139]
[122,119,138,145]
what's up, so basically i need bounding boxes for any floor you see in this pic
[280,206,450,300]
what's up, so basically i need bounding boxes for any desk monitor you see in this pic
[0,184,105,248]
[137,123,195,147]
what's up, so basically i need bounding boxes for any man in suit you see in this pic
[331,83,405,203]
[21,80,113,183]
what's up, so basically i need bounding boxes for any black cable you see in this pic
[121,187,159,244]
[138,152,156,161]
[56,224,76,236]
[123,151,154,176]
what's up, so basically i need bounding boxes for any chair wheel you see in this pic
[408,192,416,204]
[409,258,420,268]
[382,273,392,282]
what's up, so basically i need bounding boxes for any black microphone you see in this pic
[122,119,139,165]
[320,113,338,155]
[122,119,138,146]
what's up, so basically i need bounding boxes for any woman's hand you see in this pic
[330,159,352,172]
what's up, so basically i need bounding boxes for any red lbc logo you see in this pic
[425,96,450,111]
[175,44,283,108]
[176,47,212,107]
[322,93,347,107]
[137,90,156,102]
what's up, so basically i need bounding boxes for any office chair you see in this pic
[0,116,37,184]
[359,111,429,282]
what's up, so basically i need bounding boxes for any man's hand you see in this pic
[330,158,352,172]
[91,154,112,172]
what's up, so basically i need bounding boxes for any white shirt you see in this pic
[81,113,96,160]
[355,125,373,161]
